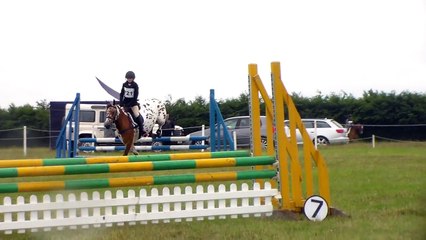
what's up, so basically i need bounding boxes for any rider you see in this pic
[119,71,145,138]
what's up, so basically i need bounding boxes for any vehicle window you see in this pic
[79,110,96,122]
[303,121,314,128]
[225,119,238,130]
[331,120,344,128]
[100,111,106,123]
[238,118,250,129]
[316,121,331,128]
[284,121,300,128]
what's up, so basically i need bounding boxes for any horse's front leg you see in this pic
[123,143,131,156]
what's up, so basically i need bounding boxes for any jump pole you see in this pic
[0,156,275,178]
[0,169,276,194]
[0,150,250,168]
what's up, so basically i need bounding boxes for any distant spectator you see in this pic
[345,114,353,129]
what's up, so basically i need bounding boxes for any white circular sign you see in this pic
[303,195,329,221]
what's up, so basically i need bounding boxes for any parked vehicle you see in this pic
[49,100,112,149]
[64,103,116,150]
[187,115,308,148]
[188,116,347,148]
[187,116,269,148]
[285,118,349,145]
[65,103,115,139]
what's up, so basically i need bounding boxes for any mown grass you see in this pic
[0,142,425,240]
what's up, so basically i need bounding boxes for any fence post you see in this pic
[23,126,27,157]
[372,134,375,148]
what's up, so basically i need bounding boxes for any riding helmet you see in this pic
[125,71,135,79]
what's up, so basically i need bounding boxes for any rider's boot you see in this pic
[136,115,145,138]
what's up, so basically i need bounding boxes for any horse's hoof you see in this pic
[133,151,139,155]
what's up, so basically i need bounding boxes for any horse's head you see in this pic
[104,104,119,129]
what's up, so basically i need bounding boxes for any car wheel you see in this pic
[260,137,268,150]
[314,136,329,145]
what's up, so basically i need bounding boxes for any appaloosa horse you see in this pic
[139,99,168,138]
[347,124,364,141]
[104,99,168,155]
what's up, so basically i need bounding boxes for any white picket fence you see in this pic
[0,182,278,234]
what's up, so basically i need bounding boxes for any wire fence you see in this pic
[0,123,424,148]
[361,124,426,127]
[0,125,206,148]
[0,127,57,147]
[348,135,426,150]
[0,124,424,159]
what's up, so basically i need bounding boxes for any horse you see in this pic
[347,123,364,141]
[139,99,168,138]
[104,98,168,156]
[104,104,138,156]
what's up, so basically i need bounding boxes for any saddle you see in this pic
[122,106,146,138]
[121,107,137,126]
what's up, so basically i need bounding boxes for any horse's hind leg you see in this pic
[131,145,139,155]
[151,124,160,138]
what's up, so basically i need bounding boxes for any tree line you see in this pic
[165,90,426,140]
[1,90,425,142]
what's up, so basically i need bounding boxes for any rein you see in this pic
[108,106,136,134]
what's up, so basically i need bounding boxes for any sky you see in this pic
[0,0,425,109]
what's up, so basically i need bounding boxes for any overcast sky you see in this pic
[0,0,425,109]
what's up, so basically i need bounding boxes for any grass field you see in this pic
[0,142,425,240]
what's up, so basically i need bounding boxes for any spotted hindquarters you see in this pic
[140,98,168,137]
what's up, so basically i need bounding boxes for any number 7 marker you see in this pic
[303,195,329,221]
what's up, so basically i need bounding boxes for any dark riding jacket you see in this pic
[119,81,139,107]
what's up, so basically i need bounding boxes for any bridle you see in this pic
[106,105,136,135]
[106,105,120,123]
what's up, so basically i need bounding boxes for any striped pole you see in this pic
[0,170,277,193]
[79,145,208,152]
[0,156,275,178]
[79,136,208,143]
[0,150,250,168]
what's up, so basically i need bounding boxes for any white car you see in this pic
[285,118,349,145]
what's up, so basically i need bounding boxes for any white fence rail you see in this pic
[0,182,277,234]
